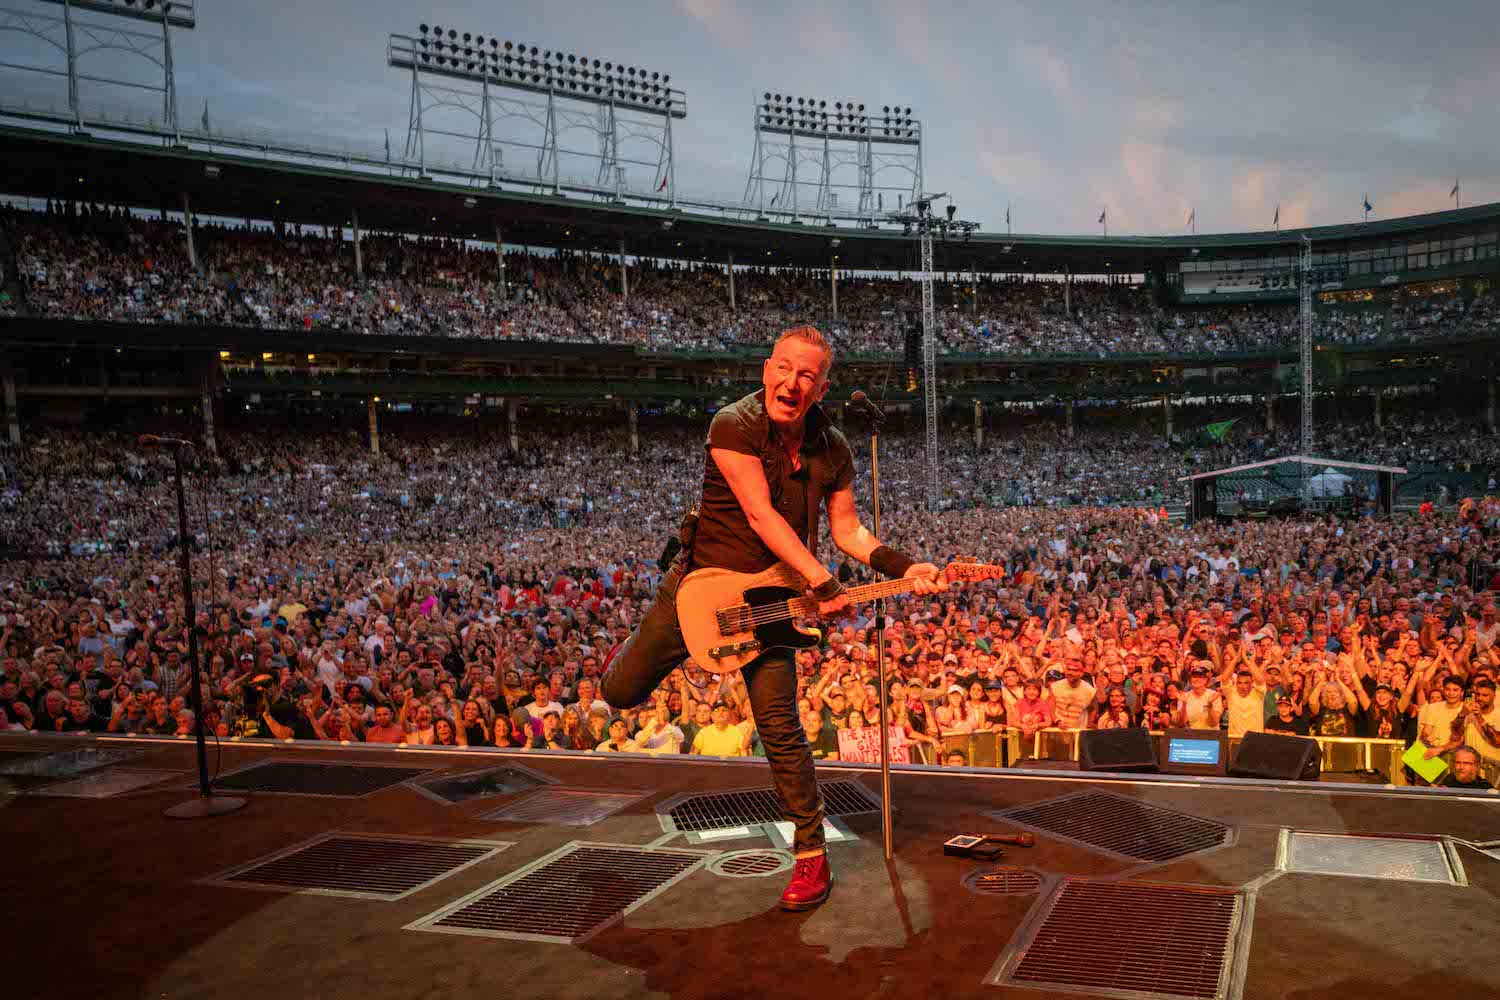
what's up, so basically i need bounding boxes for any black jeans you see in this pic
[600,555,826,857]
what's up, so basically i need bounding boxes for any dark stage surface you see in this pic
[3,734,1499,1000]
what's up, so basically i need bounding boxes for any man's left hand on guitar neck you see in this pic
[809,561,948,616]
[903,562,950,597]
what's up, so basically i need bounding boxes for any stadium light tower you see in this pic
[744,96,923,227]
[2,0,196,137]
[886,194,981,511]
[388,28,686,201]
[1300,234,1314,458]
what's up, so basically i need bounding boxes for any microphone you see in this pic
[850,389,886,424]
[137,434,193,448]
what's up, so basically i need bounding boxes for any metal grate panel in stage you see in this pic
[406,764,553,805]
[210,759,431,797]
[406,843,712,944]
[479,788,646,827]
[659,778,879,833]
[996,790,1232,863]
[0,747,141,779]
[204,833,510,899]
[1283,832,1460,884]
[1003,878,1240,999]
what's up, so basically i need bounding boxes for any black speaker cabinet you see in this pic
[1228,731,1321,781]
[1078,727,1159,773]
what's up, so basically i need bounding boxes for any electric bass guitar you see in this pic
[677,560,1006,673]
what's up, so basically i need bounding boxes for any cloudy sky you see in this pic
[5,0,1498,235]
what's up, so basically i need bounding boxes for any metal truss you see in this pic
[742,99,923,227]
[0,0,190,135]
[391,32,677,203]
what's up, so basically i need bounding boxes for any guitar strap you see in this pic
[677,504,700,556]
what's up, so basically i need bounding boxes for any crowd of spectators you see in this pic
[9,397,1490,567]
[5,201,1496,357]
[2,404,1499,786]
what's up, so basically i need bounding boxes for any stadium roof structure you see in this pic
[1177,456,1407,483]
[4,124,1500,276]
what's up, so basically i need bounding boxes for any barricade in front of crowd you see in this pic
[931,729,1008,768]
[1006,727,1408,784]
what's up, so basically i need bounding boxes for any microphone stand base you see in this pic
[164,794,247,819]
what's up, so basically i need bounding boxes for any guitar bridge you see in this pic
[708,639,762,659]
[715,604,752,637]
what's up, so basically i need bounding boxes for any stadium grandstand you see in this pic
[3,7,1500,999]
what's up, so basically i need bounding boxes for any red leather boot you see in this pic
[779,852,832,911]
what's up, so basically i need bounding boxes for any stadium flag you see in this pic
[1006,203,1011,233]
[657,173,669,193]
[1098,206,1107,237]
[1186,207,1195,231]
[1205,418,1239,442]
[1363,194,1373,222]
[1273,203,1279,230]
[1452,178,1461,208]
[384,128,391,162]
[770,192,779,207]
[200,100,210,133]
[1098,207,1106,224]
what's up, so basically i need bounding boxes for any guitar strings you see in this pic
[732,568,1002,628]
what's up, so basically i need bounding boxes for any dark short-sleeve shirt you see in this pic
[1264,714,1311,737]
[692,389,855,575]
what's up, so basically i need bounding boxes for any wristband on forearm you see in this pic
[811,577,845,602]
[870,545,916,580]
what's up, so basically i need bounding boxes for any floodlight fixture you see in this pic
[36,0,197,28]
[753,91,918,145]
[390,28,686,118]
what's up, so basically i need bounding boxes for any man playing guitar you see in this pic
[601,325,948,911]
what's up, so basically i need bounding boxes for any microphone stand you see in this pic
[160,440,246,819]
[869,421,894,861]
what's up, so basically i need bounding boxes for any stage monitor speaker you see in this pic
[1078,727,1159,773]
[1228,731,1321,781]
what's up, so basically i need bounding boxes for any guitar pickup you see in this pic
[708,639,762,659]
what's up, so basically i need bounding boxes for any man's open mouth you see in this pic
[776,395,799,409]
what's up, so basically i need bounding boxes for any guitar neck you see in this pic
[785,577,924,617]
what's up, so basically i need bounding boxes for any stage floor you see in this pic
[3,734,1499,1000]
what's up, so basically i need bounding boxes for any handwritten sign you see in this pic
[837,726,910,764]
[1401,742,1450,785]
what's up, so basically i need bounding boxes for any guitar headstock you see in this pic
[944,558,1006,585]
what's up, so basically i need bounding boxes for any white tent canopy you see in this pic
[1307,467,1354,498]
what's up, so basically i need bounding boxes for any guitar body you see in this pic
[677,562,823,674]
[675,557,1003,675]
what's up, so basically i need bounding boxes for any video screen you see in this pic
[1167,737,1222,766]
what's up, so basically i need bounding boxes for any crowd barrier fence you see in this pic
[913,726,1411,784]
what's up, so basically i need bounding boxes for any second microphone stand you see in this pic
[866,415,895,861]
